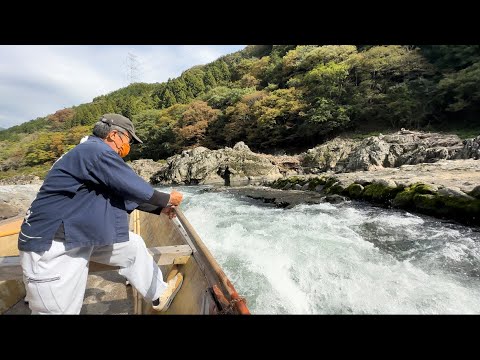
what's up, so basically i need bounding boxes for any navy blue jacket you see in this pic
[18,136,170,252]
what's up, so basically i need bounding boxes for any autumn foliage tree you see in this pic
[174,101,220,149]
[48,108,75,129]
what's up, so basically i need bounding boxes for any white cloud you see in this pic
[0,45,245,129]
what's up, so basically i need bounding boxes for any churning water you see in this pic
[157,185,480,314]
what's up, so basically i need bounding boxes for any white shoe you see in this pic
[152,273,183,312]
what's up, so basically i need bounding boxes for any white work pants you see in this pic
[19,232,167,314]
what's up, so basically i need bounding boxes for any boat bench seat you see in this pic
[0,244,192,281]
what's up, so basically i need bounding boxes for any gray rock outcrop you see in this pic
[302,130,475,173]
[0,175,42,186]
[454,136,480,160]
[127,159,167,183]
[151,142,283,185]
[0,184,41,220]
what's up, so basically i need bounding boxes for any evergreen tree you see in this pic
[163,89,177,108]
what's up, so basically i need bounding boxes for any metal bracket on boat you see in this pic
[218,297,247,315]
[211,284,247,315]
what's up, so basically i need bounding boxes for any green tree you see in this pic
[249,88,306,149]
[203,70,217,90]
[162,89,177,108]
[210,60,231,84]
[201,86,256,109]
[182,68,206,98]
[304,62,351,99]
[437,62,480,112]
[349,46,433,129]
[224,102,256,146]
[300,98,351,142]
[420,45,480,71]
[129,108,182,160]
[169,78,190,103]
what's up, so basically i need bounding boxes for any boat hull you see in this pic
[0,210,248,315]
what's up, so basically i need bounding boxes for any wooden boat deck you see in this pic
[4,270,134,315]
[1,209,249,315]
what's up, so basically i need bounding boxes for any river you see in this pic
[157,185,480,314]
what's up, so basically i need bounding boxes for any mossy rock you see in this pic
[392,189,415,208]
[413,194,445,214]
[439,194,480,223]
[411,193,480,225]
[411,183,437,195]
[346,183,364,199]
[286,176,307,186]
[362,183,402,203]
[270,179,286,189]
[318,177,328,185]
[276,180,288,189]
[270,176,315,190]
[392,183,436,208]
[307,177,327,190]
[354,179,372,187]
[468,186,480,199]
[464,200,480,223]
[326,182,346,195]
[324,177,339,190]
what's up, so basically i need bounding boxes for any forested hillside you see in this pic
[1,45,479,180]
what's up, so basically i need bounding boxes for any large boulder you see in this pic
[343,136,392,171]
[232,141,251,152]
[454,136,480,160]
[302,130,475,173]
[127,159,167,183]
[0,203,18,220]
[343,131,464,172]
[0,184,41,221]
[151,142,283,185]
[301,138,359,173]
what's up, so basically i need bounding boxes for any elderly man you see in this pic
[18,113,183,314]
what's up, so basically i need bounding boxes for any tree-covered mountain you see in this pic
[1,45,480,180]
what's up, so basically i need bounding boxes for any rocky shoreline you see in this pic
[1,130,478,226]
[147,130,480,187]
[196,159,478,227]
[145,130,479,226]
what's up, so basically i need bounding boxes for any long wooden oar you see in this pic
[174,208,250,315]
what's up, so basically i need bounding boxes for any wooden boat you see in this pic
[0,209,250,315]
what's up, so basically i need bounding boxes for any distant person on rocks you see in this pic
[18,114,184,314]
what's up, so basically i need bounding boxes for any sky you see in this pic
[0,45,246,129]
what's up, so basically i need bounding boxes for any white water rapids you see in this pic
[158,185,480,314]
